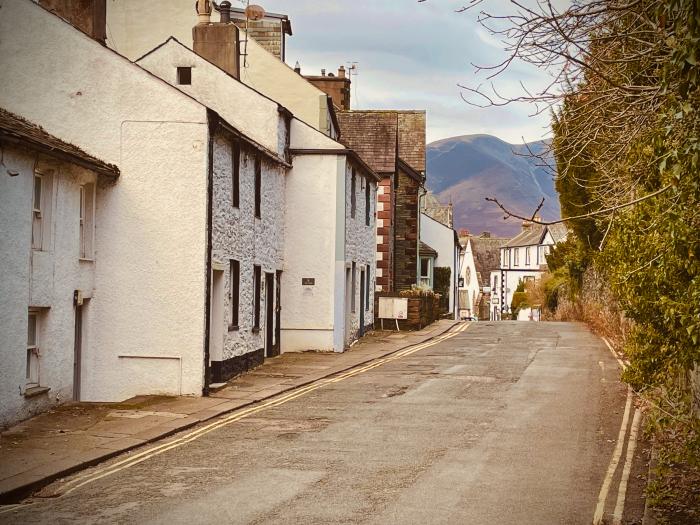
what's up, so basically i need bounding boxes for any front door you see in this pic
[265,272,276,357]
[359,269,365,337]
[73,295,82,401]
[274,270,282,356]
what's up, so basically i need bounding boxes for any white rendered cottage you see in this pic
[458,237,481,320]
[0,0,215,421]
[0,109,119,427]
[491,221,568,320]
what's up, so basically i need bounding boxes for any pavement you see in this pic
[0,319,457,504]
[0,321,648,524]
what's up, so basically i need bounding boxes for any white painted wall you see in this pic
[282,120,377,352]
[106,0,331,133]
[458,238,481,318]
[0,0,210,403]
[281,154,338,352]
[0,147,102,427]
[420,213,458,315]
[137,38,284,156]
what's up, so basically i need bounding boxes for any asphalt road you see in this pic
[0,321,647,524]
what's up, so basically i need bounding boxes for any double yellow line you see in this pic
[54,322,471,497]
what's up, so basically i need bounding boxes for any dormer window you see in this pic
[177,67,192,85]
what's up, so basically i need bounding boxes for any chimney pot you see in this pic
[196,0,212,24]
[338,65,346,78]
[219,1,232,23]
[294,61,301,74]
[321,68,326,76]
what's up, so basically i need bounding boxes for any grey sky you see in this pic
[252,0,553,144]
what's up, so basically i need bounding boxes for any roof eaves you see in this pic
[213,111,290,168]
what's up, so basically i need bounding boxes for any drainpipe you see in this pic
[202,110,217,396]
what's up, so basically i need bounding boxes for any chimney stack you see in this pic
[192,0,240,79]
[338,66,346,78]
[294,61,301,74]
[39,0,106,43]
[303,64,352,110]
[321,68,326,76]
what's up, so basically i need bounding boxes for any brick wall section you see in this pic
[394,168,420,291]
[375,293,440,330]
[376,176,394,292]
[233,19,283,58]
[305,76,351,110]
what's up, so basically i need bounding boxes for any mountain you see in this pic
[426,134,560,237]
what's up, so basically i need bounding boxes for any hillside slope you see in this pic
[426,134,560,237]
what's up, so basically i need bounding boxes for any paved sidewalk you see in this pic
[0,320,458,503]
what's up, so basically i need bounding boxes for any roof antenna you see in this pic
[234,1,266,69]
[346,62,358,108]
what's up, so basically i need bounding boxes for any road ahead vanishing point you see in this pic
[0,322,645,524]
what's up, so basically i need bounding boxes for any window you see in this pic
[365,264,371,310]
[32,174,43,250]
[26,312,39,386]
[254,155,261,219]
[350,168,356,218]
[231,140,240,208]
[31,170,52,251]
[493,275,498,291]
[351,262,356,313]
[525,246,531,266]
[79,183,95,259]
[253,265,261,330]
[514,248,520,266]
[420,257,432,287]
[230,259,240,329]
[365,178,371,226]
[177,67,192,85]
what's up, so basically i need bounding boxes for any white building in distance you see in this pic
[491,221,568,320]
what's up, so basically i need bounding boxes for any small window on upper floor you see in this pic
[79,183,95,260]
[32,170,53,251]
[350,168,357,218]
[177,67,192,85]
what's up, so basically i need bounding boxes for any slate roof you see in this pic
[548,223,569,243]
[0,108,119,178]
[419,241,438,258]
[337,110,426,175]
[337,111,398,174]
[505,223,568,247]
[467,235,511,287]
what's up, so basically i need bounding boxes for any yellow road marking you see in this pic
[55,322,471,497]
[612,408,642,525]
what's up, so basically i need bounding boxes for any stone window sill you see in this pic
[228,324,239,332]
[24,386,50,398]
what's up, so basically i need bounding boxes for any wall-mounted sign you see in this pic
[302,278,315,286]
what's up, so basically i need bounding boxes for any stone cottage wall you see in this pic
[211,133,285,381]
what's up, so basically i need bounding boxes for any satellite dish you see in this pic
[245,4,266,21]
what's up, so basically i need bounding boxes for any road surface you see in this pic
[0,321,647,524]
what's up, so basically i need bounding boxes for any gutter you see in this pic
[288,148,381,183]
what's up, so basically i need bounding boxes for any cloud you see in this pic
[259,0,554,143]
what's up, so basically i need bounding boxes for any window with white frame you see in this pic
[79,183,95,259]
[514,248,520,266]
[27,311,40,386]
[31,171,53,251]
[420,257,432,287]
[525,246,531,265]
